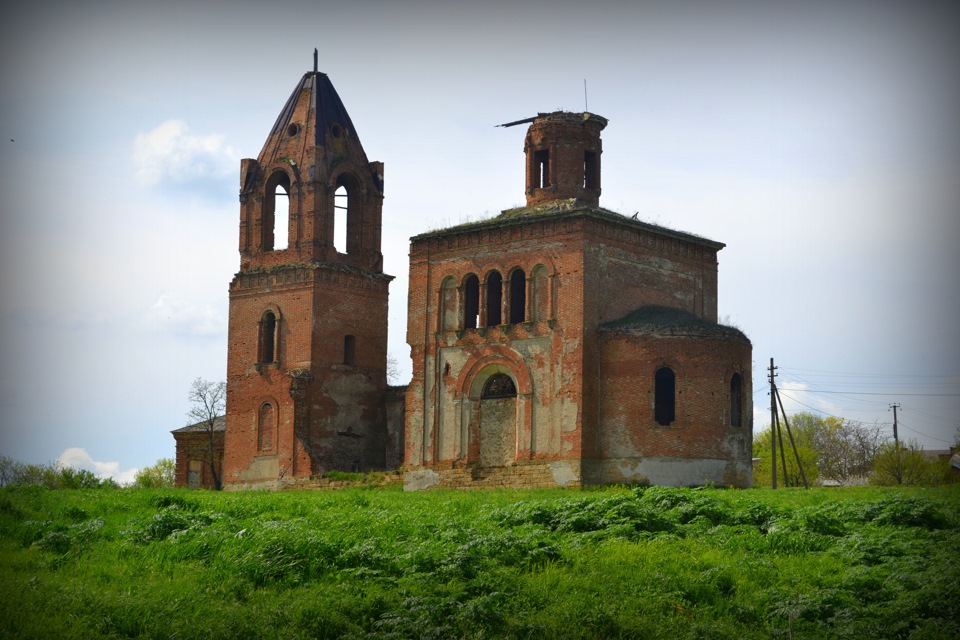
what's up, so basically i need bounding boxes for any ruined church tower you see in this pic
[223,59,393,487]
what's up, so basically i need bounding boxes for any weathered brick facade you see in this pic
[221,66,396,489]
[403,112,753,489]
[208,69,752,491]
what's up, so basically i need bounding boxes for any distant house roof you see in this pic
[171,415,225,435]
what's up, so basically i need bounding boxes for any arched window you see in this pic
[481,373,517,399]
[530,265,550,321]
[258,402,275,451]
[333,183,348,253]
[343,335,356,366]
[654,367,676,426]
[509,269,526,324]
[486,271,502,327]
[333,173,360,254]
[730,373,743,427]
[463,275,479,329]
[258,311,277,364]
[262,172,291,251]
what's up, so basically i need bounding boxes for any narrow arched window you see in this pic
[334,183,348,253]
[258,402,275,451]
[654,367,676,426]
[343,335,356,366]
[333,173,361,254]
[730,373,743,427]
[486,271,502,327]
[463,275,479,329]
[258,311,277,364]
[509,269,526,324]
[482,374,517,399]
[262,172,291,251]
[274,184,289,250]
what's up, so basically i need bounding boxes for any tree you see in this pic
[752,425,820,487]
[133,458,176,488]
[811,417,884,484]
[870,440,947,486]
[387,353,401,385]
[187,378,225,490]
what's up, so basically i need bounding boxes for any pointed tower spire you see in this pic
[237,65,384,272]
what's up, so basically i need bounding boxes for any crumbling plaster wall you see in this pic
[404,217,593,471]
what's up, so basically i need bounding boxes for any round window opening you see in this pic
[481,373,517,399]
[287,123,300,137]
[331,124,342,139]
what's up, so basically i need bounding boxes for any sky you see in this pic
[1,0,958,483]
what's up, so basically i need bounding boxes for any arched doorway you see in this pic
[475,372,517,467]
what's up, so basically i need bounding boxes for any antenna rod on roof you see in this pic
[313,48,318,73]
[584,79,588,112]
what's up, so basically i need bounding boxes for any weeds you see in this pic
[0,484,957,639]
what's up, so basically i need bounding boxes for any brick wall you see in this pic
[173,430,224,489]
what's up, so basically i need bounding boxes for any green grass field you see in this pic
[1,484,958,639]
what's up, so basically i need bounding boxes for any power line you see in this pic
[784,390,959,397]
[896,420,955,445]
[777,367,959,379]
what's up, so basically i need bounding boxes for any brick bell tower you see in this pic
[524,111,607,207]
[223,53,393,487]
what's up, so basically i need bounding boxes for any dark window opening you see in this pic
[482,373,517,399]
[584,151,598,190]
[464,275,480,329]
[509,269,526,324]
[654,367,676,426]
[258,311,277,363]
[343,335,356,366]
[730,373,742,427]
[534,149,550,188]
[486,271,502,326]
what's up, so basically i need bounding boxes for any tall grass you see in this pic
[1,484,958,639]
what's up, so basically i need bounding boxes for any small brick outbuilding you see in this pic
[171,416,224,489]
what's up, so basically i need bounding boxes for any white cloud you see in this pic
[132,119,236,187]
[142,292,226,338]
[56,447,139,485]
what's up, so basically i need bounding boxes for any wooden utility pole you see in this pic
[890,403,900,444]
[776,388,809,488]
[769,357,778,489]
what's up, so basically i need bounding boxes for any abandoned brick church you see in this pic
[175,63,753,490]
